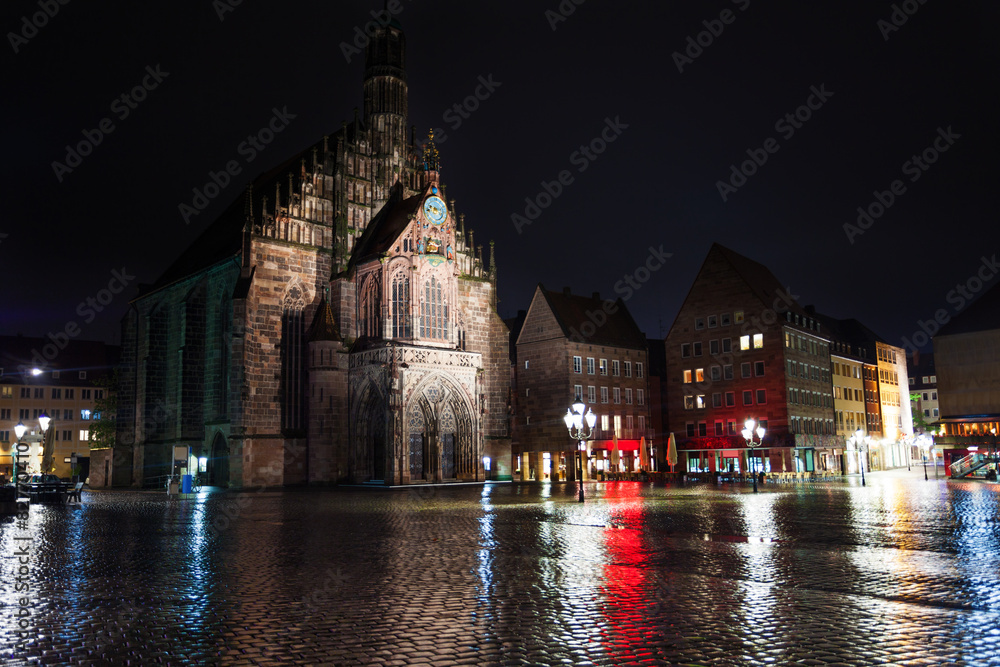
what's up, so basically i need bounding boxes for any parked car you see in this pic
[19,474,69,502]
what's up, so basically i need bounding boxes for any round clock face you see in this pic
[423,196,447,225]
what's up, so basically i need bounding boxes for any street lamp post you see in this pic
[852,428,867,487]
[564,402,597,503]
[741,418,766,493]
[921,435,930,481]
[12,413,50,485]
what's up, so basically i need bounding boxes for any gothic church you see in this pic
[116,19,511,487]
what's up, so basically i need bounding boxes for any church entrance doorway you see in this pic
[208,432,229,487]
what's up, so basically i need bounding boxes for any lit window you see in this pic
[81,409,91,420]
[740,335,750,350]
[734,311,744,323]
[525,360,529,369]
[753,334,763,349]
[684,395,694,410]
[683,370,692,383]
[695,368,704,382]
[696,395,705,409]
[601,415,609,431]
[599,359,608,375]
[79,430,89,441]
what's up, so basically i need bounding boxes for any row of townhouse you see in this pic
[507,244,916,483]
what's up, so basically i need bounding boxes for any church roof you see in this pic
[345,182,423,271]
[538,285,647,349]
[710,243,811,320]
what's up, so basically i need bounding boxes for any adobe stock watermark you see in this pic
[339,0,413,63]
[51,65,170,183]
[843,126,960,244]
[11,501,34,650]
[213,0,243,21]
[18,267,135,371]
[178,106,297,225]
[545,0,587,31]
[900,253,998,355]
[416,74,503,151]
[567,245,672,343]
[878,0,930,41]
[7,0,71,54]
[511,116,629,234]
[716,84,834,202]
[672,0,752,74]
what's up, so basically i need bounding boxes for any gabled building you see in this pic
[116,20,510,488]
[512,286,652,482]
[664,244,840,475]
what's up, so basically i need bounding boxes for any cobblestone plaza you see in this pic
[2,470,999,666]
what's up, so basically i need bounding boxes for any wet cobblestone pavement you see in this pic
[2,469,999,666]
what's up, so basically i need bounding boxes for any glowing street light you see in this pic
[851,428,867,487]
[13,413,50,483]
[564,402,597,503]
[741,418,765,493]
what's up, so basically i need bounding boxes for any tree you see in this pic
[89,371,119,450]
[910,392,929,433]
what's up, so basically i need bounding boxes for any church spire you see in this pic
[422,129,440,172]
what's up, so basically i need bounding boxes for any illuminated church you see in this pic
[116,19,511,487]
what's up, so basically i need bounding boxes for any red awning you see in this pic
[594,440,641,452]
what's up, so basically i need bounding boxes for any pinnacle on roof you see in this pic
[422,129,440,172]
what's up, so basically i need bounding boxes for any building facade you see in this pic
[116,20,510,488]
[665,244,840,476]
[512,286,652,482]
[933,283,1000,475]
[0,336,117,480]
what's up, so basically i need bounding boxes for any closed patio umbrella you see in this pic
[639,436,650,471]
[667,432,678,473]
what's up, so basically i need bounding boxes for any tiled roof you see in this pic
[346,182,423,271]
[538,286,646,349]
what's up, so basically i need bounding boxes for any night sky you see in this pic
[3,0,997,352]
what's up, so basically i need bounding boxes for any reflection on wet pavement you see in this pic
[2,470,998,665]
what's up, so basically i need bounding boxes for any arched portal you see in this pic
[353,380,389,482]
[407,398,430,481]
[208,431,229,487]
[409,374,478,482]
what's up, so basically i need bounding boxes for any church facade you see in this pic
[116,20,511,488]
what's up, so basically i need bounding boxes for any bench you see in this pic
[66,482,84,503]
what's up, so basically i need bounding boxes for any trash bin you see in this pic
[182,474,192,494]
[167,477,179,496]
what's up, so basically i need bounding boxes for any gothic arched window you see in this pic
[420,276,448,340]
[359,274,381,339]
[391,272,411,339]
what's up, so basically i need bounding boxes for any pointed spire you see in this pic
[422,128,440,171]
[243,183,255,229]
[489,240,497,278]
[307,287,343,343]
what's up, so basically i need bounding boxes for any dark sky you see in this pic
[3,0,997,352]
